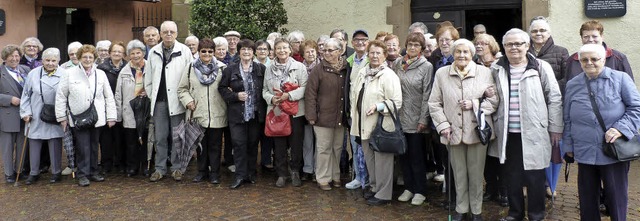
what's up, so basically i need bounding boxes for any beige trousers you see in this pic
[313,126,344,184]
[361,139,394,200]
[449,142,487,215]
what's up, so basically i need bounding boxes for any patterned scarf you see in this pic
[193,58,219,85]
[269,57,293,88]
[131,61,145,96]
[304,58,320,74]
[366,64,385,77]
[402,55,419,71]
[331,57,345,72]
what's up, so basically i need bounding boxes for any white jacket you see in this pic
[144,42,192,116]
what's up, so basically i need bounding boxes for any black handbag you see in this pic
[475,96,492,145]
[38,70,58,124]
[69,71,98,130]
[369,101,407,155]
[585,76,640,161]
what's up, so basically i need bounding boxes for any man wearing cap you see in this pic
[144,20,193,182]
[224,31,241,64]
[344,29,370,189]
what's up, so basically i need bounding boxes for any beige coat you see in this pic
[428,62,498,145]
[263,59,308,118]
[144,42,192,116]
[349,66,402,140]
[114,62,148,129]
[178,60,228,128]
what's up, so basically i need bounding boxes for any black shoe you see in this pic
[471,213,483,221]
[25,175,39,185]
[291,172,302,187]
[143,169,151,177]
[229,179,244,189]
[5,174,16,183]
[210,176,220,184]
[499,195,509,207]
[50,173,61,183]
[363,189,375,200]
[39,165,49,174]
[78,177,90,187]
[261,164,275,172]
[126,170,138,177]
[300,172,313,181]
[245,175,256,184]
[366,197,391,206]
[482,192,494,202]
[499,216,518,221]
[451,213,466,221]
[192,173,208,183]
[89,175,105,182]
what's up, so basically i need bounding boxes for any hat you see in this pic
[224,31,241,38]
[352,29,368,38]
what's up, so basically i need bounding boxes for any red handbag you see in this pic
[278,82,299,115]
[264,108,292,137]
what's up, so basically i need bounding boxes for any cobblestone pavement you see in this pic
[0,157,638,220]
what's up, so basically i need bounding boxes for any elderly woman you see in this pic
[375,31,390,41]
[114,40,149,177]
[300,39,321,181]
[422,33,437,58]
[429,39,498,220]
[301,40,320,74]
[60,42,83,70]
[288,31,305,62]
[473,34,501,68]
[564,43,640,221]
[263,38,308,188]
[178,38,227,184]
[316,35,330,60]
[213,37,230,65]
[428,23,460,71]
[0,45,31,183]
[95,40,111,65]
[254,40,272,66]
[304,38,348,190]
[391,33,434,206]
[19,37,44,69]
[491,29,563,221]
[384,34,401,67]
[97,41,127,174]
[253,40,275,172]
[350,40,402,206]
[19,48,65,184]
[218,39,267,189]
[55,44,117,187]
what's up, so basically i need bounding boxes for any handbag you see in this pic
[264,107,292,137]
[474,96,492,145]
[38,70,58,124]
[278,82,299,115]
[69,71,98,130]
[369,101,407,155]
[585,76,640,161]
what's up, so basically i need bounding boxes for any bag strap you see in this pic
[585,76,607,133]
[476,96,485,123]
[39,68,47,104]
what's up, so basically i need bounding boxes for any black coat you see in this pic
[218,61,267,124]
[528,37,569,81]
[97,58,127,94]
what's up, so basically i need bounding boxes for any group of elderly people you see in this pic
[1,18,638,220]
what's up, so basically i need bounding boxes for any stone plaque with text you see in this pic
[585,0,626,18]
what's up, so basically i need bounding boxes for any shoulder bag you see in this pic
[370,101,407,155]
[69,71,98,130]
[585,76,640,161]
[39,69,58,124]
[475,96,492,145]
[264,107,291,137]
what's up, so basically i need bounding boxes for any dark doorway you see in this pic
[37,7,94,63]
[465,8,522,41]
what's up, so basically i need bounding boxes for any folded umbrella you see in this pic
[147,119,155,172]
[172,111,204,173]
[62,124,76,178]
[129,96,151,145]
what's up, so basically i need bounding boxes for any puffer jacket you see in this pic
[428,62,498,145]
[263,59,308,118]
[490,53,563,170]
[391,56,434,133]
[528,36,568,82]
[115,61,148,129]
[178,60,228,128]
[349,66,402,140]
[304,59,348,128]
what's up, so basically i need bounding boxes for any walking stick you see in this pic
[14,123,30,187]
[447,143,452,221]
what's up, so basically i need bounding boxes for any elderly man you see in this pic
[143,26,160,59]
[330,29,355,59]
[224,31,241,64]
[473,24,487,37]
[491,28,563,221]
[409,22,428,35]
[95,40,111,65]
[185,35,199,59]
[144,20,192,182]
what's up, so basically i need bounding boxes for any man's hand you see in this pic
[61,121,67,132]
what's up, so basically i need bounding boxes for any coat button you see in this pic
[458,113,461,116]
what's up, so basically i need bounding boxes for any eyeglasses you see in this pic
[290,41,302,44]
[81,56,94,60]
[161,30,176,35]
[322,48,339,53]
[530,29,547,34]
[580,57,601,63]
[256,47,269,52]
[353,38,369,44]
[386,44,398,48]
[438,38,452,44]
[25,45,38,49]
[200,49,214,54]
[407,43,422,49]
[275,47,289,51]
[503,42,527,48]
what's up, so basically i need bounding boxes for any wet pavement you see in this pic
[1,157,639,220]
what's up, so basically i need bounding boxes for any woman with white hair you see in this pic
[19,48,65,184]
[213,37,230,64]
[95,40,112,65]
[563,43,640,221]
[287,30,305,62]
[60,42,83,70]
[428,38,498,220]
[19,37,44,69]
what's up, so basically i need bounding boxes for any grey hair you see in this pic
[324,38,342,51]
[424,33,436,45]
[21,37,44,52]
[41,48,60,60]
[185,35,199,43]
[160,21,177,31]
[287,30,305,42]
[330,28,348,42]
[67,41,82,53]
[143,26,159,35]
[474,24,486,31]
[578,43,606,60]
[451,39,476,56]
[96,40,112,50]
[267,32,282,42]
[529,16,552,34]
[213,37,228,50]
[502,28,530,45]
[126,39,146,56]
[408,22,428,34]
[317,35,330,44]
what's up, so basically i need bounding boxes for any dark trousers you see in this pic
[259,124,274,166]
[74,127,101,178]
[273,116,305,177]
[99,123,124,170]
[123,128,147,172]
[428,132,446,174]
[197,128,223,177]
[223,127,233,166]
[400,133,427,195]
[578,162,629,221]
[484,155,507,196]
[229,118,259,180]
[505,133,546,220]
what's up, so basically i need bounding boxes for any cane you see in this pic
[14,122,30,187]
[447,143,452,221]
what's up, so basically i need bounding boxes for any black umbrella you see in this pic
[129,96,151,145]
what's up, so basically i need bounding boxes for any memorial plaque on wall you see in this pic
[585,0,626,18]
[0,9,5,36]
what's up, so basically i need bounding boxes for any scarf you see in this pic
[269,57,294,88]
[402,55,419,71]
[131,61,145,96]
[331,57,345,72]
[366,64,385,77]
[109,59,124,74]
[304,58,320,74]
[193,58,219,85]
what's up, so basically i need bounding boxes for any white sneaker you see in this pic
[345,179,361,189]
[61,167,72,176]
[426,171,437,180]
[398,190,414,202]
[228,165,236,173]
[433,174,445,182]
[411,193,426,205]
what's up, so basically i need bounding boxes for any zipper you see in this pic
[207,84,211,128]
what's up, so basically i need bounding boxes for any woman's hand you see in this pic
[605,128,622,143]
[238,92,248,101]
[550,132,562,148]
[440,127,452,140]
[23,116,31,123]
[417,123,427,132]
[186,101,196,111]
[60,121,67,132]
[108,120,116,128]
[484,86,496,98]
[458,99,472,110]
[366,104,377,116]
